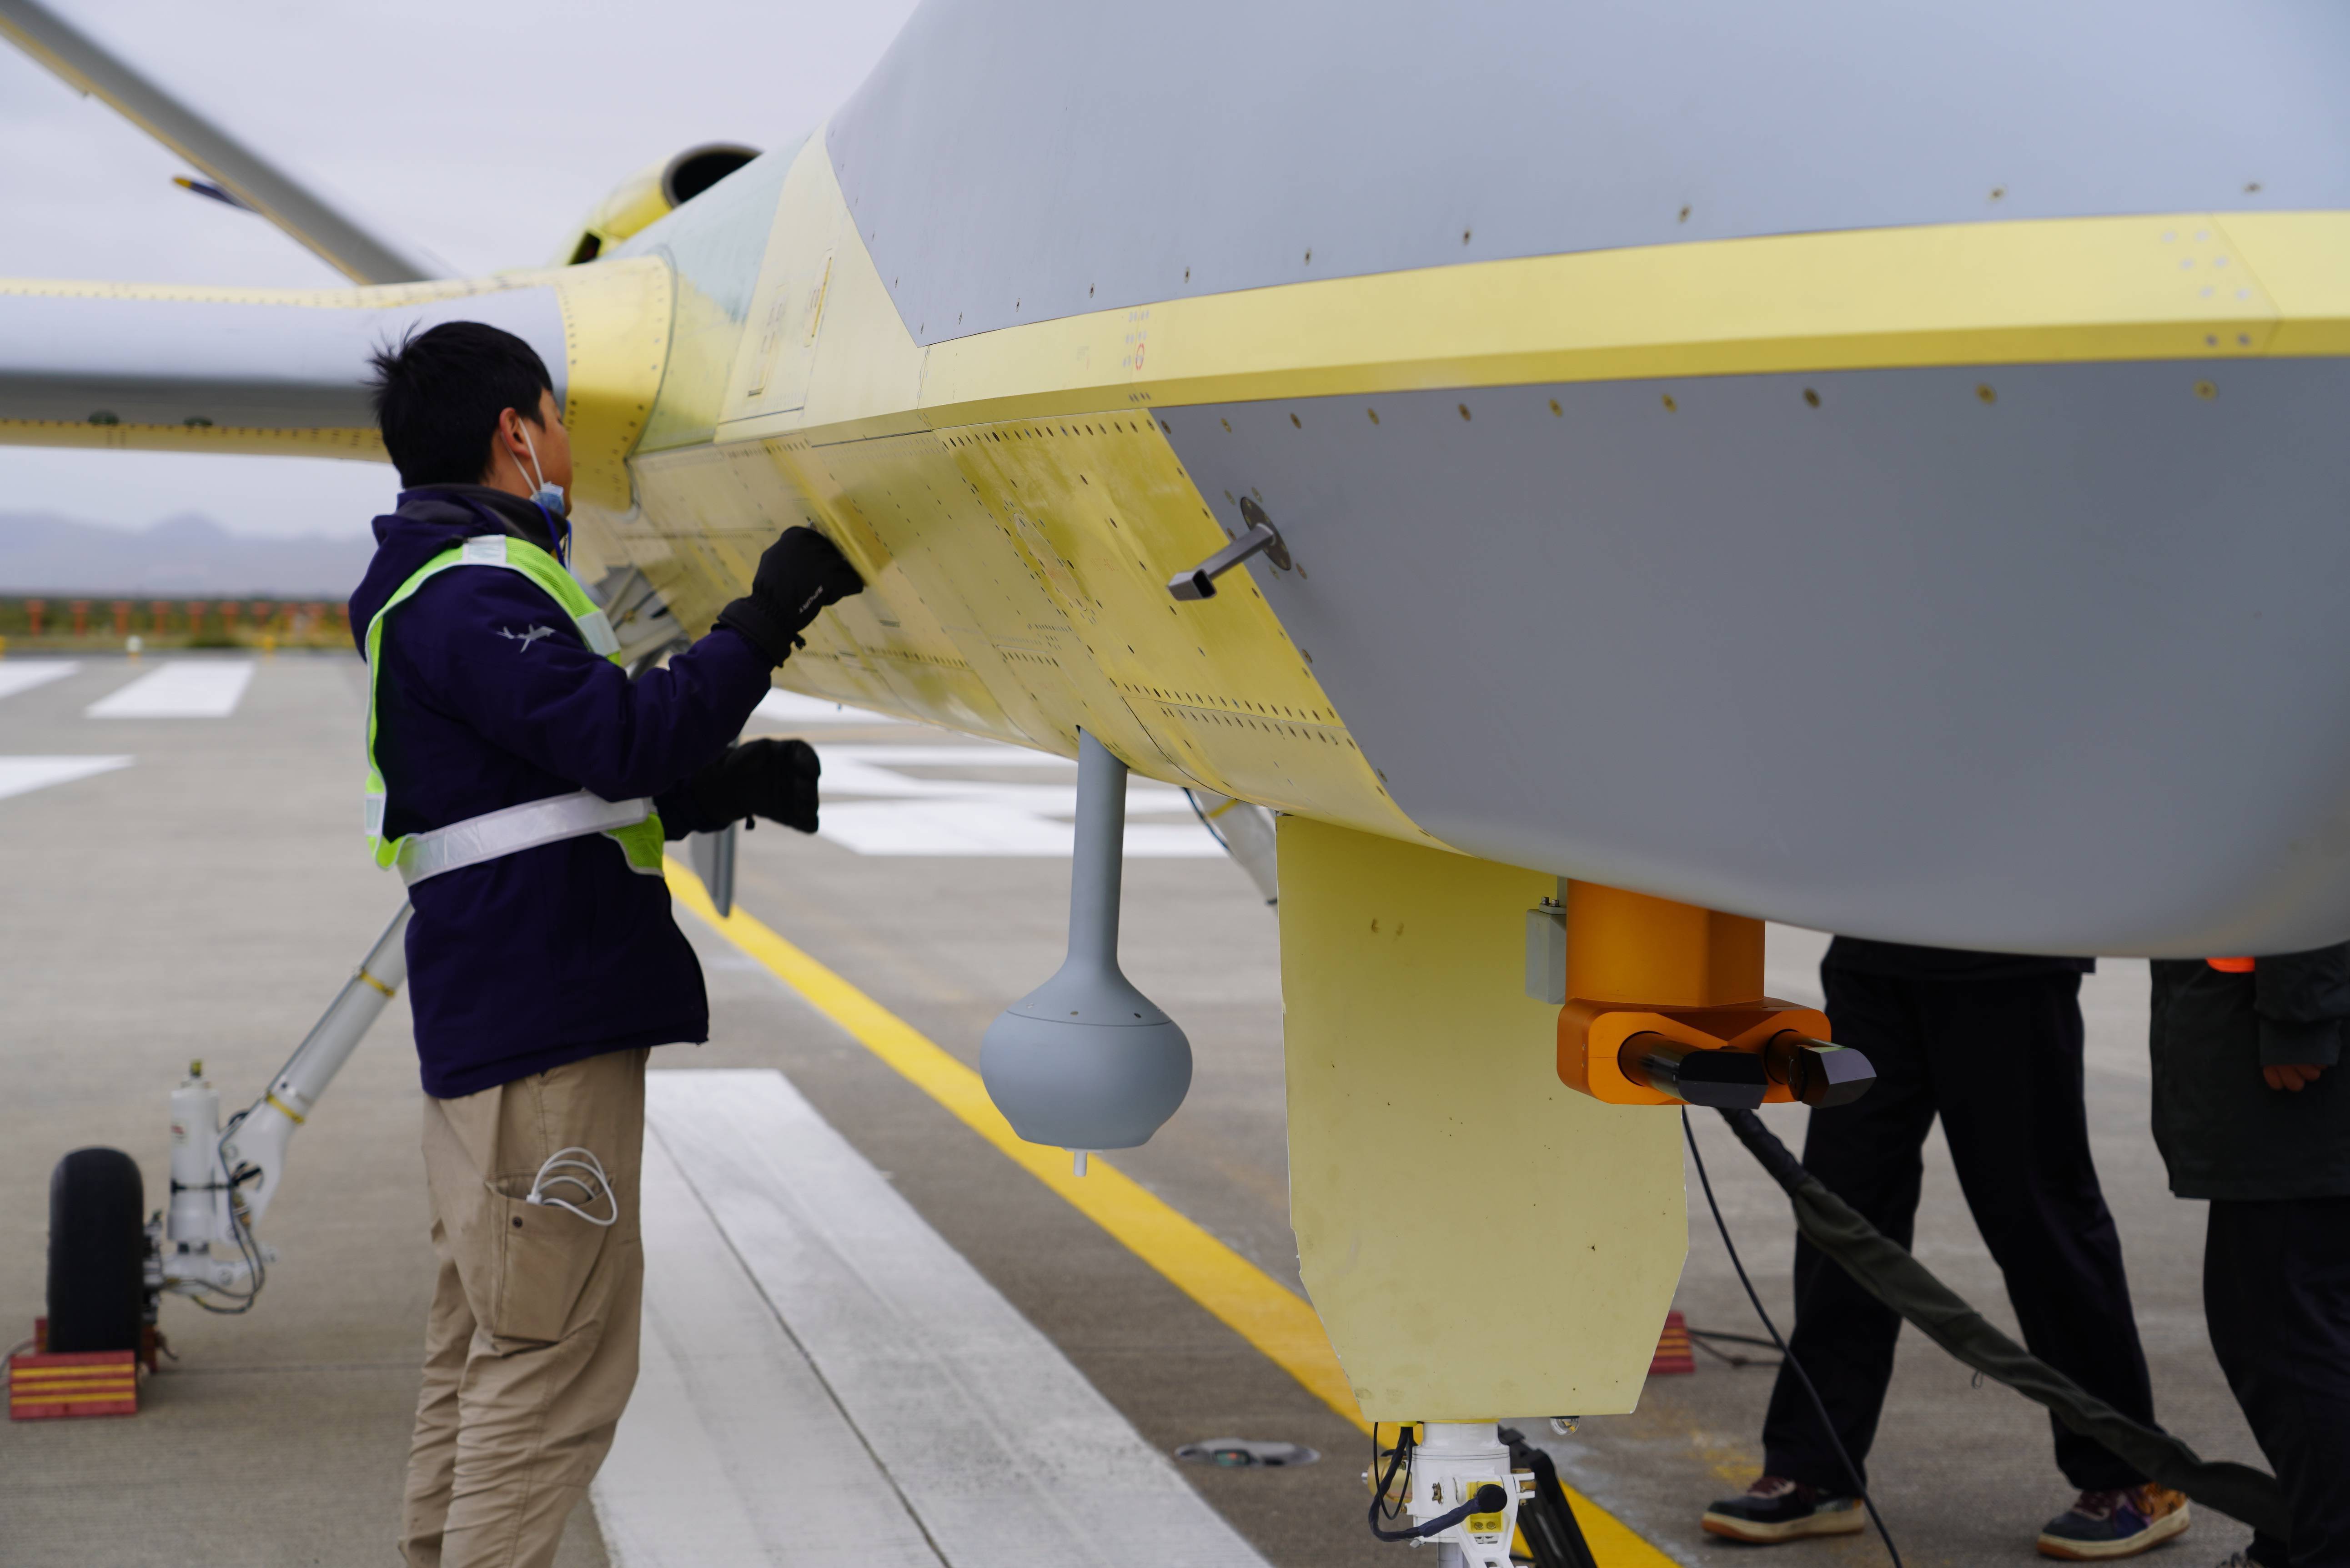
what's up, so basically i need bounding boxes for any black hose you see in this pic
[1715,1106,2288,1538]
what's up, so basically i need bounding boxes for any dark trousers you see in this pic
[2205,1197,2350,1568]
[1762,967,2157,1492]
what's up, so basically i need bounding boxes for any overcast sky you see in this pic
[0,0,919,536]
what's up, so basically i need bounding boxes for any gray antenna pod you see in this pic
[980,730,1192,1163]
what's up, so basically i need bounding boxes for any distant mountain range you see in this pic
[0,512,375,596]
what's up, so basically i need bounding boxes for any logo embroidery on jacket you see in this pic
[497,624,556,652]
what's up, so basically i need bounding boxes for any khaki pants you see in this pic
[401,1048,647,1568]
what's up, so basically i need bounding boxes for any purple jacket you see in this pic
[349,486,773,1098]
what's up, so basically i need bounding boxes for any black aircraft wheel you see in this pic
[47,1147,147,1353]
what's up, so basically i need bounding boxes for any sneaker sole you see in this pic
[2036,1504,2192,1561]
[1702,1506,1868,1544]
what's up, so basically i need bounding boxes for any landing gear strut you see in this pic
[43,904,414,1344]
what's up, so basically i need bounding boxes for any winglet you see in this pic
[0,0,440,284]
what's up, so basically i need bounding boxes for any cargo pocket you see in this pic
[485,1185,605,1342]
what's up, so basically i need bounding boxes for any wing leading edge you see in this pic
[0,0,437,285]
[0,277,566,460]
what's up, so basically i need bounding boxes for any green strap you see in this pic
[362,535,664,877]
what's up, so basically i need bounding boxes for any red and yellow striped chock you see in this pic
[8,1348,139,1420]
[1649,1309,1697,1377]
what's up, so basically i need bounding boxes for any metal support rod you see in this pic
[1068,730,1127,968]
[270,903,412,1116]
[221,902,412,1225]
[1167,497,1293,601]
[1618,1032,1768,1109]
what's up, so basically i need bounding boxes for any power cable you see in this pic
[183,1111,265,1314]
[1683,1109,1904,1568]
[1363,1426,1509,1544]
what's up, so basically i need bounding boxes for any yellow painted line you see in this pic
[665,858,1679,1568]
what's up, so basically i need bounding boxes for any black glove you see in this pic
[715,527,865,664]
[688,739,821,834]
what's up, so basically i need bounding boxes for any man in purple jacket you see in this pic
[351,321,862,1568]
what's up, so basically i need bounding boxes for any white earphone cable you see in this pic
[524,1145,618,1227]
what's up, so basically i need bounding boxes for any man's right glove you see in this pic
[688,738,822,834]
[714,527,865,664]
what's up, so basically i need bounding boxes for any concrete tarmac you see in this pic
[0,654,2270,1567]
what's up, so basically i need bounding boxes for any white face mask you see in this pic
[516,422,567,518]
[515,421,572,563]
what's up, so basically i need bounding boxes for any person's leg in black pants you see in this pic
[2206,1197,2350,1568]
[1761,969,1938,1491]
[1928,970,2157,1492]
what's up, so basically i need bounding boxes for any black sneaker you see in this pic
[2036,1485,2190,1560]
[1702,1476,1868,1543]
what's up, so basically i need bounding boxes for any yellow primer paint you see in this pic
[599,135,2350,856]
[663,856,1676,1568]
[919,210,2341,423]
[620,141,1421,838]
[549,256,672,518]
[1279,817,1688,1419]
[637,407,1426,835]
[2217,211,2350,357]
[0,418,387,460]
[554,158,677,266]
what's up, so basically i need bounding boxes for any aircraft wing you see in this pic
[0,255,673,550]
[0,276,565,461]
[0,0,435,284]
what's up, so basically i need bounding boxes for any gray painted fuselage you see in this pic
[833,0,2350,345]
[1162,362,2350,956]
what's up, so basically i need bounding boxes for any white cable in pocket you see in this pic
[524,1145,619,1227]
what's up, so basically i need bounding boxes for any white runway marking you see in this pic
[599,1069,1269,1568]
[817,744,1221,858]
[0,755,132,802]
[752,688,906,727]
[597,1131,940,1568]
[0,662,78,703]
[86,661,255,719]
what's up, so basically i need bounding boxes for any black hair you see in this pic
[367,322,555,488]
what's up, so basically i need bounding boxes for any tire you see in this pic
[47,1147,146,1353]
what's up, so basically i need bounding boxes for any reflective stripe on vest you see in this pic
[393,789,654,885]
[362,534,663,879]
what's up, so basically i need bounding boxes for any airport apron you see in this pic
[360,534,665,885]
